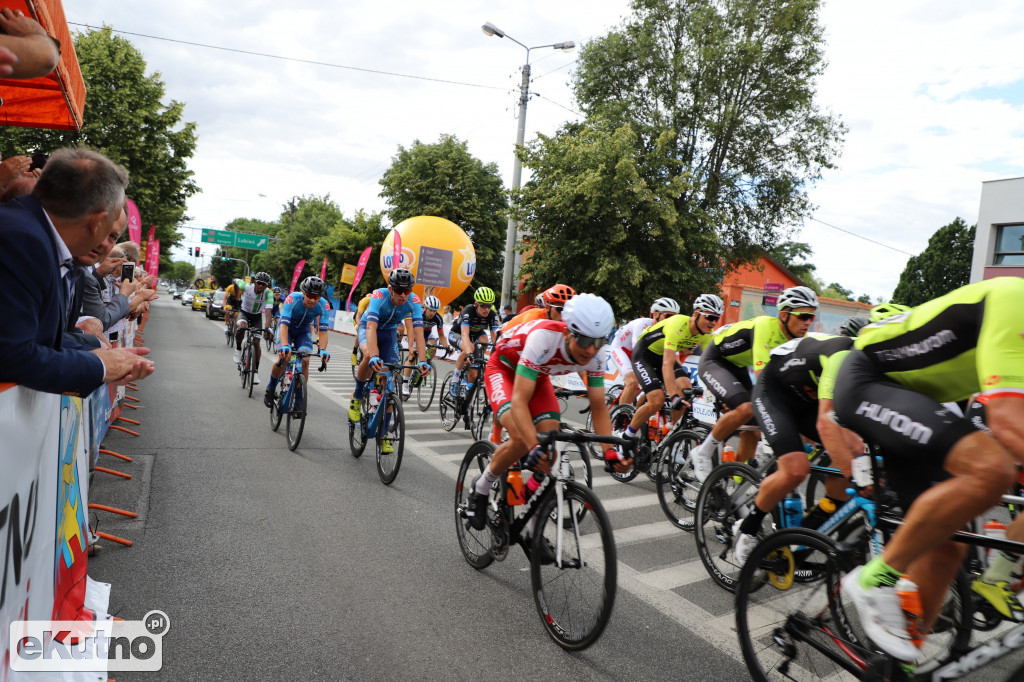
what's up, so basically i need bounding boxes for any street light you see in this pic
[482,21,574,309]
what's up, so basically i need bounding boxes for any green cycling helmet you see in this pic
[869,302,911,323]
[474,287,496,305]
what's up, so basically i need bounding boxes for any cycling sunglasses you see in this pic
[551,306,564,313]
[787,312,816,321]
[392,287,412,295]
[476,303,492,310]
[701,313,720,323]
[572,332,607,350]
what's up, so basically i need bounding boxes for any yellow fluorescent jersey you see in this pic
[710,315,791,371]
[853,277,1024,403]
[355,294,372,325]
[635,314,710,355]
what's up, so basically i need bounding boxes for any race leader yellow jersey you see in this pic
[849,277,1024,403]
[709,315,792,371]
[635,314,710,355]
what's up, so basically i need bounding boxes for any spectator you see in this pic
[118,240,141,264]
[0,147,154,396]
[78,213,133,332]
[0,8,60,79]
[501,305,514,324]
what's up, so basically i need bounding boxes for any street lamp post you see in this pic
[482,21,574,310]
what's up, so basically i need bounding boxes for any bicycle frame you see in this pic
[360,363,420,439]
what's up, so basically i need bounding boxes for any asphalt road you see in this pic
[86,295,1019,681]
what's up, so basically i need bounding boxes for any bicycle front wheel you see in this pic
[531,481,616,651]
[693,462,767,592]
[348,394,368,458]
[469,382,491,441]
[656,428,705,531]
[439,373,458,431]
[286,374,307,451]
[416,363,437,412]
[269,377,286,431]
[240,344,251,389]
[247,343,257,399]
[376,393,405,485]
[454,441,496,570]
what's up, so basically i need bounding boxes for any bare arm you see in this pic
[0,9,60,79]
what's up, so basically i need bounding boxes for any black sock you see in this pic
[740,505,769,536]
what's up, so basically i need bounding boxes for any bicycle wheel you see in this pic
[439,373,458,431]
[694,462,769,592]
[286,374,307,451]
[454,441,496,570]
[416,363,437,412]
[269,376,286,431]
[350,348,363,380]
[469,382,491,441]
[656,428,705,531]
[531,481,617,651]
[376,393,405,485]
[240,344,251,389]
[247,342,257,399]
[348,393,368,458]
[608,404,640,482]
[264,331,273,352]
[226,321,234,346]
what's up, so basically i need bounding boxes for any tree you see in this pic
[168,261,195,284]
[1,26,198,268]
[378,135,507,306]
[892,218,976,306]
[516,0,844,314]
[210,217,280,286]
[312,210,389,305]
[255,196,344,288]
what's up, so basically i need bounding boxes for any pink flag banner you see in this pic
[346,246,373,311]
[290,259,307,293]
[146,240,160,277]
[320,256,328,280]
[392,229,402,271]
[125,198,142,246]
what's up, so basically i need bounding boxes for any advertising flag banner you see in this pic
[125,198,142,246]
[290,260,307,293]
[340,263,357,285]
[391,229,402,273]
[145,239,160,277]
[320,256,328,280]
[346,247,373,311]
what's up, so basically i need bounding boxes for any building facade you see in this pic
[971,176,1024,282]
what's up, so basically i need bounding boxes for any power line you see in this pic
[67,22,506,92]
[533,93,582,118]
[810,217,915,257]
[535,60,576,80]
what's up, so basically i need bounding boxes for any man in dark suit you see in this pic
[0,148,154,396]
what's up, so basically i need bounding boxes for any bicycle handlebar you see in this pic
[537,429,635,449]
[275,350,329,372]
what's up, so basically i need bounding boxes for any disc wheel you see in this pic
[454,441,497,570]
[439,373,458,431]
[375,393,405,485]
[531,481,616,651]
[285,373,306,451]
[416,362,437,411]
[655,428,705,531]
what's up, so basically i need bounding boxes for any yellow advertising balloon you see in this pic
[380,216,475,307]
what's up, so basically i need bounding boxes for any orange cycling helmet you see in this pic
[542,284,576,307]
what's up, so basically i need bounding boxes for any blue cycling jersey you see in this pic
[280,291,330,331]
[363,287,423,331]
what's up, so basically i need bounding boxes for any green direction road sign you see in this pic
[202,228,236,246]
[234,232,270,250]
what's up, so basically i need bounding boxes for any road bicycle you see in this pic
[238,326,266,399]
[265,316,278,351]
[439,340,492,437]
[348,362,424,485]
[224,307,237,347]
[453,429,633,651]
[268,350,327,451]
[401,341,445,411]
[350,347,363,380]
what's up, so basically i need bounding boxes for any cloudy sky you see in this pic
[65,0,1024,300]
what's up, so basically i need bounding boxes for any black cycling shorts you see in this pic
[631,349,686,396]
[832,350,979,510]
[751,371,820,456]
[238,310,263,328]
[698,343,753,409]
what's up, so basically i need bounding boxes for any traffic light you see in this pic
[188,247,193,256]
[196,248,201,258]
[220,257,231,262]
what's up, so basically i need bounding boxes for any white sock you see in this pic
[474,466,498,495]
[983,551,1022,583]
[699,434,721,451]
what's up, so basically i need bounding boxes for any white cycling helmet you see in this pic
[777,286,819,311]
[534,293,544,308]
[693,294,724,316]
[423,295,441,311]
[561,293,615,338]
[650,297,680,315]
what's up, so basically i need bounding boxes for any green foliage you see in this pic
[312,209,389,303]
[1,26,198,268]
[856,293,872,304]
[892,217,976,306]
[167,261,195,283]
[378,134,507,307]
[821,282,853,301]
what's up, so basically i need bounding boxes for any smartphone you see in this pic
[120,262,135,282]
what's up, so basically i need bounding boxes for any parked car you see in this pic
[206,291,227,320]
[181,289,198,306]
[192,289,213,311]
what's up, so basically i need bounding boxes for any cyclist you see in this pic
[352,292,373,367]
[449,287,502,397]
[732,331,866,565]
[608,297,680,407]
[498,283,575,336]
[465,294,631,542]
[231,272,274,385]
[348,269,431,446]
[264,276,331,407]
[401,294,450,398]
[840,315,869,337]
[224,279,242,337]
[690,286,819,482]
[833,281,1024,662]
[617,294,723,452]
[267,286,283,334]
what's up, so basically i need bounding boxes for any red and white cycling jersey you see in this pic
[609,316,652,373]
[494,319,604,380]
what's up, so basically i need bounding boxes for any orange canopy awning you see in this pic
[0,0,85,131]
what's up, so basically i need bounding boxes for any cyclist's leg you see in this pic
[235,313,248,350]
[626,350,665,433]
[692,347,754,466]
[618,370,640,405]
[465,333,487,384]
